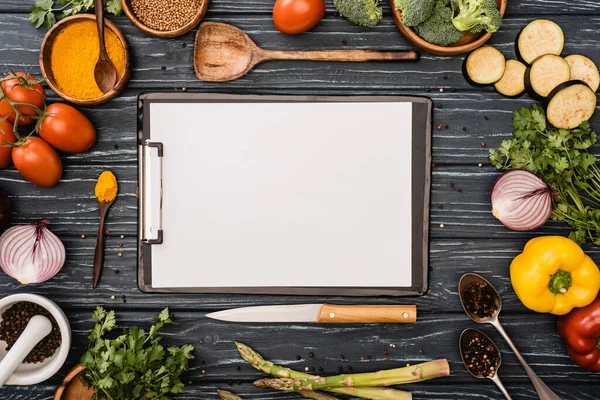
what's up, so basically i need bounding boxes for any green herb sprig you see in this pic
[29,0,122,29]
[80,307,194,400]
[489,105,600,245]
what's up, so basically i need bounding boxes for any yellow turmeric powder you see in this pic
[50,21,125,100]
[95,171,118,203]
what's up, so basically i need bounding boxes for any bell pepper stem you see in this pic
[548,270,572,295]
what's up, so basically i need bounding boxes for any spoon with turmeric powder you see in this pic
[93,0,118,93]
[92,171,118,288]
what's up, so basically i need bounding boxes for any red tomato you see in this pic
[12,137,62,187]
[38,103,96,153]
[273,0,325,34]
[0,72,46,126]
[0,120,16,168]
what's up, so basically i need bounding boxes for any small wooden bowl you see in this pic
[120,0,209,38]
[39,14,131,106]
[391,0,507,56]
[53,364,95,400]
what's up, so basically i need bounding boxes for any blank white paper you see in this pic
[148,101,413,288]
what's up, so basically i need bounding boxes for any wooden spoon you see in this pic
[194,22,420,82]
[93,0,117,93]
[92,200,114,289]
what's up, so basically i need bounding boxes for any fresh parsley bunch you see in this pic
[30,0,122,29]
[80,307,194,400]
[490,105,600,245]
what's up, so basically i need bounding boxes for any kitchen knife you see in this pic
[206,304,417,324]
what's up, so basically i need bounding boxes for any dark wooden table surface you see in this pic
[1,1,599,399]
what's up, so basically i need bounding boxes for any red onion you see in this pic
[491,170,553,231]
[0,220,65,284]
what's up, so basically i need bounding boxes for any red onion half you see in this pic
[0,220,65,284]
[491,170,553,231]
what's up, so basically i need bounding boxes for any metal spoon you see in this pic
[93,0,117,93]
[460,328,512,399]
[459,273,560,400]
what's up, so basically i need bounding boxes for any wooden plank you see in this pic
[1,15,599,94]
[7,310,594,385]
[0,236,588,314]
[5,382,600,400]
[3,0,600,14]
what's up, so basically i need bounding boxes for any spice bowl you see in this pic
[39,14,131,106]
[120,0,210,38]
[390,0,507,56]
[0,294,70,385]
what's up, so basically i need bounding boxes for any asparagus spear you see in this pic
[298,390,340,400]
[254,359,450,391]
[236,342,413,399]
[217,389,243,400]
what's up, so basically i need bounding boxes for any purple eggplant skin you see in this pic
[0,190,10,234]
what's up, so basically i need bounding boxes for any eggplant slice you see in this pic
[547,81,597,129]
[517,19,564,65]
[495,60,527,97]
[464,46,506,86]
[564,54,600,92]
[525,54,570,98]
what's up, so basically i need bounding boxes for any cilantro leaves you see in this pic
[490,105,600,245]
[29,0,122,29]
[80,307,194,400]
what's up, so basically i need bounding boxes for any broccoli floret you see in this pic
[416,3,464,46]
[333,0,383,28]
[394,0,436,27]
[451,0,502,33]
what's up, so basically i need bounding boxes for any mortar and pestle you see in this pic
[0,294,70,386]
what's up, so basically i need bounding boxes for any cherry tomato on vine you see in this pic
[38,103,96,153]
[12,137,62,187]
[273,0,325,34]
[0,120,16,169]
[0,72,46,126]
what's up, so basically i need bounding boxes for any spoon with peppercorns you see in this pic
[0,315,52,387]
[460,328,511,399]
[459,273,560,400]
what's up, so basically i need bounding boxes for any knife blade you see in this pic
[206,304,417,324]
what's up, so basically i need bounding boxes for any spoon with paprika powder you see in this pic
[92,171,118,288]
[459,273,560,400]
[460,328,510,399]
[93,0,118,93]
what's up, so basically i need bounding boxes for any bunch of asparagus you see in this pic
[218,343,450,400]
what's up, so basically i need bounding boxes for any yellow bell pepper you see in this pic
[510,236,600,315]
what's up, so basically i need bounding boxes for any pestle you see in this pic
[0,315,53,387]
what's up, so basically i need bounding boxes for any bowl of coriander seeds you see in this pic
[121,0,210,38]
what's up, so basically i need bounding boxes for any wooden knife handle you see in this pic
[317,305,417,324]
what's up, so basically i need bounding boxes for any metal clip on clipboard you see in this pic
[141,141,163,245]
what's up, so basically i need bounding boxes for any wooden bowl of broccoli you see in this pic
[391,0,507,56]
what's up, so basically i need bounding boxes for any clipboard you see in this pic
[138,93,432,296]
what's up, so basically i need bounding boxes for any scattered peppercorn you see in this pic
[308,352,314,358]
[462,281,498,319]
[117,252,123,257]
[481,142,486,147]
[342,39,348,45]
[463,333,499,377]
[188,380,192,385]
[366,355,371,360]
[161,66,166,71]
[443,75,448,80]
[105,229,110,235]
[419,349,424,353]
[113,269,120,274]
[0,302,62,363]
[438,204,443,209]
[450,88,456,93]
[478,163,483,167]
[236,365,241,370]
[120,235,125,239]
[337,367,343,373]
[484,116,489,120]
[457,188,462,193]
[360,356,365,361]
[425,88,430,92]
[437,124,443,130]
[444,124,449,129]
[462,127,467,131]
[440,224,445,228]
[296,355,302,360]
[111,295,115,300]
[439,88,444,93]
[384,350,389,355]
[81,234,86,239]
[340,354,345,359]
[436,103,443,109]
[182,43,187,48]
[431,163,436,168]
[114,144,119,149]
[450,183,455,188]
[119,242,124,247]
[182,87,188,92]
[318,366,323,372]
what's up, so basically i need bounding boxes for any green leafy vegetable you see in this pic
[489,105,600,245]
[333,0,383,28]
[29,0,122,29]
[394,0,437,27]
[450,0,502,33]
[80,307,194,400]
[415,0,464,46]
